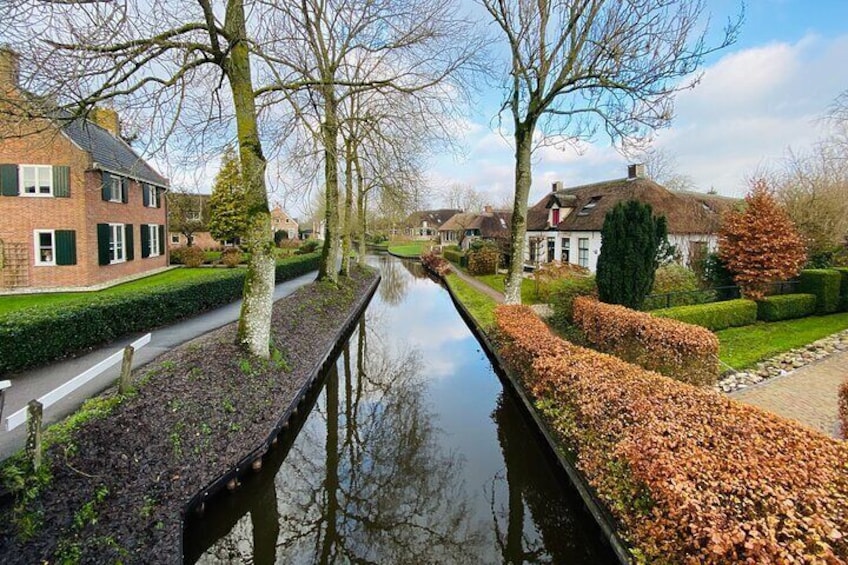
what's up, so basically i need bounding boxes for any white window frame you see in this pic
[148,224,161,257]
[34,229,56,266]
[148,185,159,208]
[20,165,53,197]
[578,238,589,268]
[187,210,201,221]
[109,177,124,203]
[109,223,126,264]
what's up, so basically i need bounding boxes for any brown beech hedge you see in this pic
[495,305,848,564]
[840,378,848,440]
[572,296,720,386]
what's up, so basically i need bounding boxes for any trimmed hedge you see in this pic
[443,248,465,266]
[421,252,451,277]
[652,298,757,331]
[572,296,719,386]
[549,276,597,327]
[799,269,841,314]
[756,293,817,322]
[840,378,848,439]
[836,267,848,312]
[466,247,498,276]
[495,305,848,563]
[0,253,320,374]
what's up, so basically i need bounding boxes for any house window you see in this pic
[34,230,55,265]
[187,210,201,221]
[561,238,570,263]
[21,165,53,196]
[577,196,601,216]
[148,224,160,257]
[171,234,180,244]
[551,207,560,226]
[109,177,124,202]
[109,223,126,263]
[578,238,589,268]
[547,237,556,263]
[148,186,159,208]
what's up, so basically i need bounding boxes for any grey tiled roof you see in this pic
[61,117,169,187]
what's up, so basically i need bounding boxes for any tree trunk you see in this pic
[504,123,534,304]
[318,85,341,284]
[226,0,274,358]
[354,152,367,266]
[339,136,354,276]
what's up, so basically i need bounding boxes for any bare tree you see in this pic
[441,183,486,212]
[628,146,695,191]
[481,0,741,304]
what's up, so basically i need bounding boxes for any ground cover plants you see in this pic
[0,267,379,563]
[494,305,848,564]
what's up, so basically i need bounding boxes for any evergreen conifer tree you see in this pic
[208,147,250,245]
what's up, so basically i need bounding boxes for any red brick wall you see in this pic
[0,122,168,290]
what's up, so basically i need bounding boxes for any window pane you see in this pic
[38,167,51,193]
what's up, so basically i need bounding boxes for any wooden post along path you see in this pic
[119,345,135,394]
[26,400,43,471]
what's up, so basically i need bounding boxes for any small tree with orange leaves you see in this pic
[719,180,807,299]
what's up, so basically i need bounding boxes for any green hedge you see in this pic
[652,298,757,331]
[835,267,848,312]
[443,249,465,266]
[550,276,597,328]
[799,269,841,314]
[756,293,817,322]
[0,253,320,374]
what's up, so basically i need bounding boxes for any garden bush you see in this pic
[421,252,451,277]
[835,267,848,311]
[840,378,848,439]
[549,276,596,327]
[532,262,590,302]
[572,296,719,386]
[799,268,841,314]
[642,264,715,310]
[169,246,205,267]
[296,239,321,255]
[494,305,848,564]
[221,248,242,268]
[756,293,817,322]
[652,298,757,331]
[442,248,465,266]
[466,244,499,276]
[0,253,321,374]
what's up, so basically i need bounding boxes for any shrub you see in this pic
[221,248,243,268]
[835,267,848,311]
[572,296,719,386]
[443,248,465,265]
[421,252,451,277]
[643,264,716,310]
[840,378,848,439]
[799,268,841,314]
[296,239,321,255]
[494,305,848,564]
[549,276,596,327]
[532,262,590,302]
[653,298,757,331]
[466,245,498,276]
[756,293,817,322]
[181,246,205,268]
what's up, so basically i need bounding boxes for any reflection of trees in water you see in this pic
[399,258,428,279]
[376,254,409,305]
[273,318,483,563]
[490,392,614,564]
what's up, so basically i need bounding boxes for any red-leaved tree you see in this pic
[719,180,807,299]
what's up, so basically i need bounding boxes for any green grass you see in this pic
[0,268,239,316]
[387,242,425,258]
[717,311,848,370]
[445,273,498,330]
[476,274,540,304]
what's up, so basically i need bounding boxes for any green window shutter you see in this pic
[142,184,150,207]
[101,171,111,201]
[121,178,130,203]
[97,223,110,265]
[53,166,71,198]
[158,225,165,252]
[0,164,19,196]
[125,224,134,261]
[140,224,150,258]
[55,230,77,265]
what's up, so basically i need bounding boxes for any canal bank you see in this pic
[185,254,616,563]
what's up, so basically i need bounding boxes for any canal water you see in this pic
[184,255,614,564]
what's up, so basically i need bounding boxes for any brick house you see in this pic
[0,48,169,291]
[271,205,298,240]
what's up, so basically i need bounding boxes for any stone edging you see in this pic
[429,264,633,565]
[715,328,848,394]
[178,273,381,560]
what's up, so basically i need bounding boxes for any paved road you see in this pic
[0,271,317,460]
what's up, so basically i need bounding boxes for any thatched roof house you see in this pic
[439,206,512,249]
[403,208,462,239]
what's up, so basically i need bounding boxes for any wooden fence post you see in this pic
[26,400,43,472]
[119,345,135,395]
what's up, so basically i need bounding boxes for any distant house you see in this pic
[525,164,737,271]
[271,205,298,240]
[0,48,169,291]
[404,209,461,240]
[167,193,218,248]
[439,206,512,250]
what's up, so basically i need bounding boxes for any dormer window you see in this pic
[577,196,601,216]
[551,207,560,226]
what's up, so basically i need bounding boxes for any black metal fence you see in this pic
[644,280,800,311]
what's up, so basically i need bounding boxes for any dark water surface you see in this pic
[184,256,615,564]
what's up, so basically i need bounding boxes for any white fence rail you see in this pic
[4,333,151,431]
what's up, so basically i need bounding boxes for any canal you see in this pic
[184,255,614,564]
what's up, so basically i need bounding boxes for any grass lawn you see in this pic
[445,273,498,330]
[0,268,241,316]
[387,242,425,258]
[476,274,541,304]
[717,312,848,370]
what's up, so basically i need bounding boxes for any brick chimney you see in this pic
[0,47,20,88]
[551,181,563,192]
[483,204,493,213]
[627,163,647,180]
[90,107,121,138]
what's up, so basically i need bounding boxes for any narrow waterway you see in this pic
[184,255,614,564]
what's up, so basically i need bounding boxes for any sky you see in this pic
[424,0,848,211]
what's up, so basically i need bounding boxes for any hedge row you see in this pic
[421,252,451,277]
[799,269,842,314]
[653,298,757,331]
[572,296,719,386]
[756,293,817,322]
[494,305,848,563]
[466,247,498,276]
[840,378,848,440]
[0,253,320,374]
[837,267,848,311]
[442,248,465,266]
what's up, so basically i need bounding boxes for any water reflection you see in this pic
[376,254,409,305]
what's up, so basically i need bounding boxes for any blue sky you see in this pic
[424,0,848,210]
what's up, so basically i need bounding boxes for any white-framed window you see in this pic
[34,229,55,265]
[148,224,160,257]
[109,223,126,263]
[578,237,589,268]
[109,177,123,202]
[187,210,201,221]
[171,234,180,244]
[561,237,570,263]
[21,165,53,197]
[148,185,159,208]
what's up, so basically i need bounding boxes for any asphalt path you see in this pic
[0,270,317,461]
